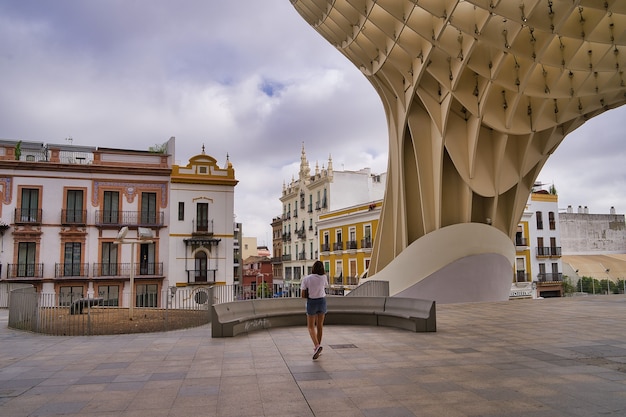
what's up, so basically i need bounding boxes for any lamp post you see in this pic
[606,268,611,295]
[115,227,154,319]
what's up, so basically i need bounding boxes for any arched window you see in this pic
[194,251,207,283]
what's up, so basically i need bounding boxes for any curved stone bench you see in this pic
[211,296,436,338]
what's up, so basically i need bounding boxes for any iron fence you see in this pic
[8,286,211,336]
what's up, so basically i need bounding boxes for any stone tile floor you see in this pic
[1,295,626,416]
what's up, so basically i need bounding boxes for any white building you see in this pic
[168,146,238,289]
[279,144,385,282]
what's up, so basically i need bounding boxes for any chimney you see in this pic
[567,205,573,213]
[584,206,589,214]
[578,205,583,214]
[610,206,616,215]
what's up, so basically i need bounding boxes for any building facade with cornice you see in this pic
[0,137,237,308]
[279,144,385,285]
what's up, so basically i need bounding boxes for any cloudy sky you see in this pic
[1,1,625,246]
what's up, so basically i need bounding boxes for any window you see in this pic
[17,242,36,277]
[139,243,156,275]
[63,242,82,276]
[103,191,119,224]
[194,251,208,282]
[548,211,556,230]
[335,260,343,279]
[537,237,546,256]
[65,190,84,223]
[178,202,184,221]
[19,188,39,222]
[535,211,543,230]
[516,258,526,282]
[136,284,158,307]
[196,202,209,232]
[59,286,83,306]
[98,285,119,306]
[141,192,157,224]
[101,242,118,276]
[349,259,357,279]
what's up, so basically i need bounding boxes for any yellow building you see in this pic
[317,200,381,294]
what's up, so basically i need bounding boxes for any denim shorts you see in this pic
[306,297,327,316]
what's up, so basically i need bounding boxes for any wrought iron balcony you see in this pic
[187,269,216,284]
[346,240,358,250]
[297,251,306,260]
[61,209,87,225]
[281,254,292,261]
[333,241,344,251]
[91,262,163,277]
[321,243,330,252]
[361,238,372,249]
[515,270,528,282]
[94,210,164,227]
[536,246,562,257]
[537,273,563,283]
[193,219,214,235]
[515,237,528,246]
[14,208,42,224]
[7,263,44,279]
[55,263,89,278]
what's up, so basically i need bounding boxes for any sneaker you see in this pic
[312,345,323,360]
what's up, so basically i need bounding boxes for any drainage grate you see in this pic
[329,344,357,349]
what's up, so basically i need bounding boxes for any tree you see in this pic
[549,184,557,195]
[148,142,167,153]
[256,282,272,299]
[14,140,22,160]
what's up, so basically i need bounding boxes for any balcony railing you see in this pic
[193,219,214,235]
[271,257,282,264]
[296,229,306,240]
[14,208,42,224]
[346,240,358,250]
[92,263,163,277]
[55,263,89,278]
[536,246,562,257]
[297,251,306,260]
[187,269,216,284]
[95,210,164,227]
[537,273,563,282]
[333,242,344,251]
[321,243,330,252]
[361,238,372,249]
[281,254,292,261]
[515,270,528,282]
[61,209,87,225]
[515,237,528,247]
[7,263,44,279]
[282,233,291,242]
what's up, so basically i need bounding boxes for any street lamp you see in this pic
[115,226,154,319]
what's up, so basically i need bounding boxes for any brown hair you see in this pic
[312,260,325,275]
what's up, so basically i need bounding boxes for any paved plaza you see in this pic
[1,296,626,416]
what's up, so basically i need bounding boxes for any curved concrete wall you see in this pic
[364,223,515,303]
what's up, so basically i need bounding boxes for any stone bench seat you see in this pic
[211,296,436,337]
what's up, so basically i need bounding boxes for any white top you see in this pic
[301,273,328,299]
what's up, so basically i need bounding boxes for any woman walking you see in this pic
[301,260,329,360]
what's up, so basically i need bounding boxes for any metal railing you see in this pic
[94,210,164,227]
[6,263,44,279]
[14,208,42,224]
[8,286,211,336]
